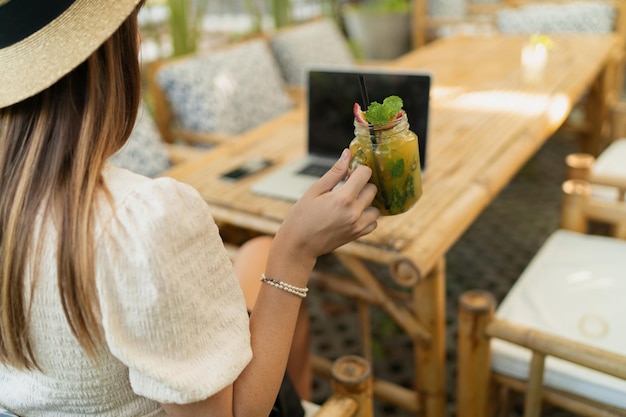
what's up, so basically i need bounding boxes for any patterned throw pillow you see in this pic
[156,39,293,135]
[427,0,467,19]
[497,1,616,34]
[269,19,355,86]
[109,102,172,177]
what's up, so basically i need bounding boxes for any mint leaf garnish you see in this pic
[364,96,403,125]
[406,174,414,197]
[391,159,405,179]
[390,185,407,213]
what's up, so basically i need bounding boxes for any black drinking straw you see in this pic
[358,75,390,210]
[358,75,377,145]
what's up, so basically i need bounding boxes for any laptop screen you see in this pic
[307,67,431,171]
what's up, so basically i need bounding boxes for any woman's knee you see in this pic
[233,236,273,310]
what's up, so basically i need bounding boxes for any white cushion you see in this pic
[302,400,321,417]
[428,0,467,19]
[109,102,171,177]
[269,19,355,86]
[497,1,616,34]
[493,229,626,408]
[590,138,626,199]
[156,39,293,135]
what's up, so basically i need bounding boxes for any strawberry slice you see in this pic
[353,103,369,124]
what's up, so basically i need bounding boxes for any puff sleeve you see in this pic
[95,176,252,403]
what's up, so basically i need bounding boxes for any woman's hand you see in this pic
[274,148,380,264]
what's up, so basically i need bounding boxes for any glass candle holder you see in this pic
[521,42,549,84]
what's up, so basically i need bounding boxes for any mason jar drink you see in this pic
[349,110,422,215]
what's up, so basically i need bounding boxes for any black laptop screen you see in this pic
[307,68,431,171]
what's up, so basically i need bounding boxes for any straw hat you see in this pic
[0,0,142,108]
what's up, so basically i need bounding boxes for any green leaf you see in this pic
[390,159,405,179]
[364,95,403,125]
[390,184,407,213]
[406,174,414,197]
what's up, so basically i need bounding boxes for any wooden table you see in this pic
[163,34,619,417]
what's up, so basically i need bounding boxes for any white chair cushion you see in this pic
[493,229,626,408]
[269,19,355,86]
[109,102,171,177]
[594,139,626,176]
[589,138,626,200]
[156,39,293,135]
[302,400,321,417]
[497,1,616,34]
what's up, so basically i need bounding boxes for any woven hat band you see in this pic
[0,0,75,48]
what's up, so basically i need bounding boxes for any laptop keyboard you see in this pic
[297,162,332,178]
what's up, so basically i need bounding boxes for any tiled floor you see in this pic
[308,128,580,417]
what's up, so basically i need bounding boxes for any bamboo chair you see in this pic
[457,178,626,417]
[457,289,626,417]
[566,101,626,212]
[146,38,296,148]
[566,139,626,204]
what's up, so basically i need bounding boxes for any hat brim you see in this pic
[0,0,142,108]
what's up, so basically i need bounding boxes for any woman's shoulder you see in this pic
[99,165,213,236]
[103,164,200,203]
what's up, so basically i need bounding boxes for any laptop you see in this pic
[251,66,432,201]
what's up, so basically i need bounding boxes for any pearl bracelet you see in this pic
[260,273,309,299]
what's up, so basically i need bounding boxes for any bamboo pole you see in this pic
[609,101,626,142]
[334,253,432,344]
[456,290,496,417]
[411,0,427,48]
[493,373,626,417]
[314,395,359,417]
[565,153,594,181]
[523,353,546,417]
[357,301,373,363]
[486,319,626,381]
[311,355,420,413]
[561,179,591,232]
[330,356,374,417]
[415,258,447,417]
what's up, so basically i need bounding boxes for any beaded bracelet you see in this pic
[260,273,309,299]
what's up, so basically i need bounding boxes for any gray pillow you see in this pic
[497,1,616,34]
[156,39,293,135]
[109,102,171,177]
[269,18,355,86]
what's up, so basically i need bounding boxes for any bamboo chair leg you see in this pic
[494,384,513,417]
[523,353,547,417]
[457,290,496,417]
[609,101,626,143]
[357,301,373,364]
[561,179,591,233]
[565,153,595,181]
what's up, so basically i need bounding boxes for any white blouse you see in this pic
[0,166,252,416]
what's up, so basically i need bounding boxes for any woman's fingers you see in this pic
[307,149,351,196]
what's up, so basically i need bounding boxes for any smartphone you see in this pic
[220,158,273,181]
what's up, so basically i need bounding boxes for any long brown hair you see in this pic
[0,6,142,369]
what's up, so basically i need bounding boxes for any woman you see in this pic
[0,1,379,416]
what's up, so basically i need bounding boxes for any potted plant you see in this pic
[342,0,411,60]
[165,0,208,56]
